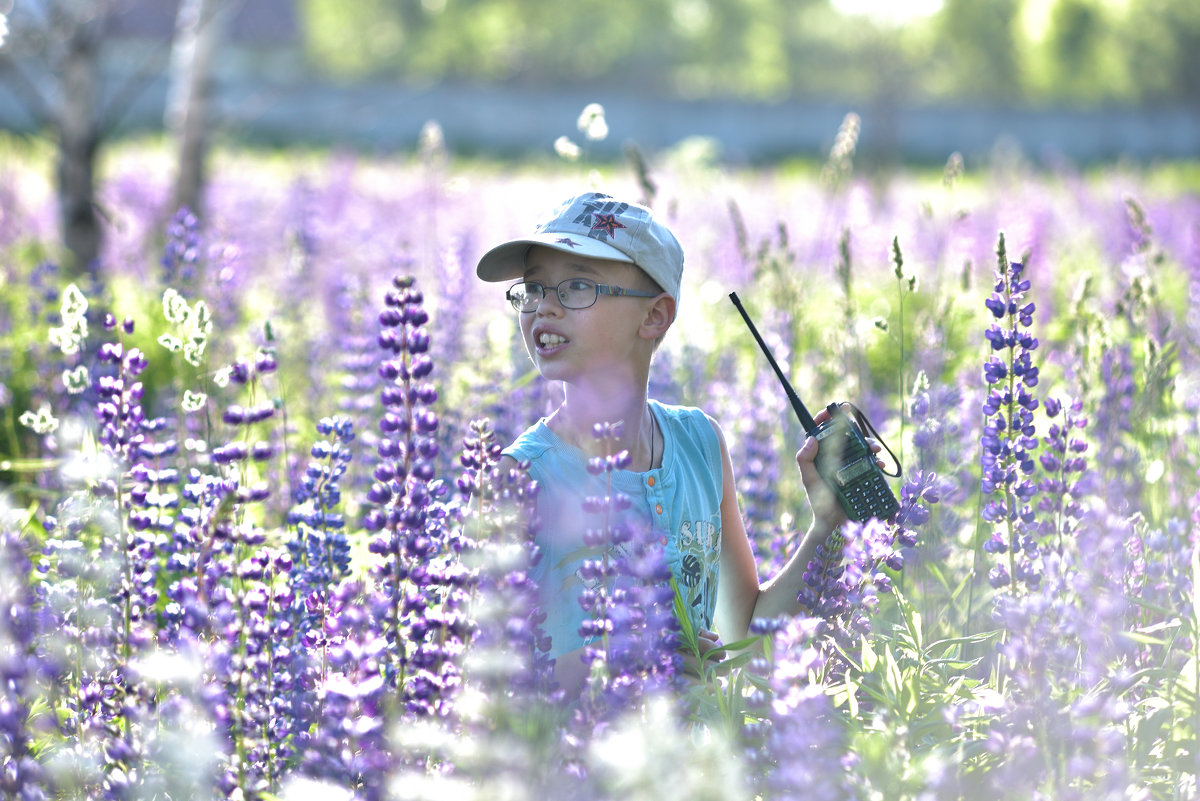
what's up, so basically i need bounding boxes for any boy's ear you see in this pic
[640,294,676,339]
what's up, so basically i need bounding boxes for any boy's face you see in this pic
[515,245,661,384]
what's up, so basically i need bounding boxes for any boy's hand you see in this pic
[680,628,724,677]
[794,408,886,530]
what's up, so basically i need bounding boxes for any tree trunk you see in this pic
[56,13,102,276]
[166,0,230,218]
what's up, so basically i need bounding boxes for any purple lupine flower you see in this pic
[35,501,152,800]
[758,615,850,801]
[363,276,469,718]
[455,419,553,690]
[568,421,681,735]
[1091,345,1141,515]
[287,415,355,608]
[271,415,357,782]
[326,275,383,497]
[979,238,1042,591]
[296,581,393,801]
[41,310,170,800]
[895,469,940,543]
[410,419,574,794]
[161,207,203,288]
[1036,396,1089,553]
[0,527,54,800]
[736,371,786,577]
[982,550,1134,798]
[796,514,909,679]
[901,371,970,578]
[202,545,302,799]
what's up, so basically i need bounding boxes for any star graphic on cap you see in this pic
[590,213,626,239]
[555,237,580,248]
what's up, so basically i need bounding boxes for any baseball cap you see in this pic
[475,191,684,304]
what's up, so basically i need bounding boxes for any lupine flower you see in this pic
[412,419,567,795]
[902,371,966,577]
[327,275,383,495]
[569,421,681,735]
[281,414,356,763]
[182,347,303,798]
[298,581,392,801]
[736,371,786,576]
[363,276,469,719]
[797,511,912,657]
[161,207,204,288]
[1091,345,1141,515]
[980,237,1042,591]
[1036,396,1089,552]
[456,418,553,695]
[0,525,54,800]
[983,551,1133,800]
[758,615,849,801]
[288,417,354,576]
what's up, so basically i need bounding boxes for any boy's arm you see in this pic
[712,415,846,643]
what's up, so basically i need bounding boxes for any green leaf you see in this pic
[861,635,879,673]
[884,646,905,700]
[703,651,756,677]
[670,578,698,656]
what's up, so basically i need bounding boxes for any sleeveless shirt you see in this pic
[504,399,724,659]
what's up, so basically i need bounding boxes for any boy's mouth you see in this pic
[538,332,568,347]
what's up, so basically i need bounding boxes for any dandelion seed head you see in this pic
[554,136,581,161]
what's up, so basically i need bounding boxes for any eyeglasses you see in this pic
[505,277,659,313]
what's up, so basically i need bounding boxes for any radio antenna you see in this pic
[729,292,819,435]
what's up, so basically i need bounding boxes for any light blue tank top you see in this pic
[504,400,724,659]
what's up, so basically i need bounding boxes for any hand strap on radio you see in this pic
[840,402,902,478]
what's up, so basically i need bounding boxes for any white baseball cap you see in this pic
[475,192,684,304]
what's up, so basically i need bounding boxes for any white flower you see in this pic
[61,365,90,394]
[182,390,207,412]
[18,403,59,434]
[577,102,609,141]
[554,135,581,162]
[162,288,189,324]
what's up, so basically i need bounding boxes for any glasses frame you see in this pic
[506,277,660,313]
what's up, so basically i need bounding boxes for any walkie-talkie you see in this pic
[729,292,900,522]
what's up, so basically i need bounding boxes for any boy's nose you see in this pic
[534,288,566,315]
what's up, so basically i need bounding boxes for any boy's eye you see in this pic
[565,279,593,292]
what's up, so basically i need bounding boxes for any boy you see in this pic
[476,191,854,690]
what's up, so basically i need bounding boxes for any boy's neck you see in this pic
[550,381,655,465]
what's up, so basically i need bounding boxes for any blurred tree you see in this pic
[934,0,1023,102]
[301,0,409,80]
[0,0,180,275]
[1039,0,1117,103]
[166,0,235,218]
[1120,0,1200,107]
[0,0,116,274]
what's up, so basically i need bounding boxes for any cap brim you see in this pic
[476,232,633,283]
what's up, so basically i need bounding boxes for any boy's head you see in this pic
[476,191,684,309]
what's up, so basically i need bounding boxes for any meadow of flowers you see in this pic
[1,125,1199,801]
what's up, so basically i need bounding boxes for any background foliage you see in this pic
[300,0,1200,108]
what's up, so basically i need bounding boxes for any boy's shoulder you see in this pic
[503,418,556,463]
[650,398,718,431]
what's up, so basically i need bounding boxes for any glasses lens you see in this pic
[558,278,599,309]
[507,282,541,312]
